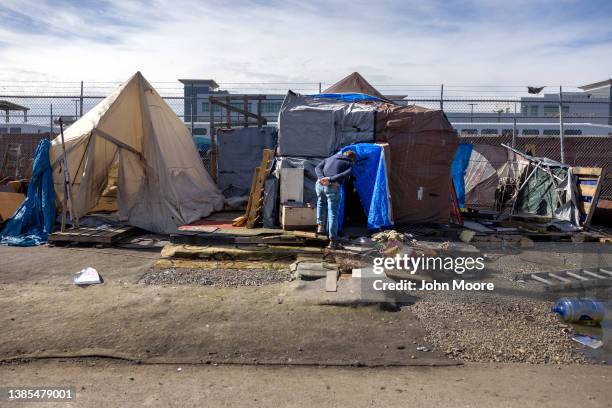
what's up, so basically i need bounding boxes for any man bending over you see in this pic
[314,150,356,249]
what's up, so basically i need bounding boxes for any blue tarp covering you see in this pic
[337,143,393,231]
[451,143,473,208]
[309,93,387,103]
[0,139,56,246]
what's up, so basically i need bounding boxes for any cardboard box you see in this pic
[280,167,304,204]
[280,204,316,231]
[0,192,25,221]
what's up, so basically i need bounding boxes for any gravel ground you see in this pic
[140,268,292,287]
[411,291,589,364]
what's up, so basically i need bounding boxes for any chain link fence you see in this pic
[1,84,610,202]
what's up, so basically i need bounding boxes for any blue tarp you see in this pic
[451,143,473,208]
[337,143,393,231]
[309,93,387,103]
[0,139,56,246]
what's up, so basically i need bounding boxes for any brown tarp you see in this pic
[375,104,459,224]
[323,72,386,100]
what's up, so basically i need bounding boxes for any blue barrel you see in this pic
[551,298,605,325]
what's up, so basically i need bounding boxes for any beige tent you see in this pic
[50,72,224,234]
[323,72,386,99]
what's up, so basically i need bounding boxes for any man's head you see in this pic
[343,150,356,161]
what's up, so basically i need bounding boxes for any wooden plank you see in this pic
[583,172,602,226]
[49,226,137,244]
[572,167,602,176]
[246,149,274,228]
[576,185,597,197]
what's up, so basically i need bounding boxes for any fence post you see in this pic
[440,84,444,111]
[559,85,565,163]
[318,82,322,93]
[190,95,195,135]
[79,81,84,117]
[49,104,53,134]
[512,102,517,148]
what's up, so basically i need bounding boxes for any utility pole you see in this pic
[558,85,565,164]
[468,103,477,123]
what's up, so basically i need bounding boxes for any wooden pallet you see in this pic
[48,225,137,244]
[233,149,274,228]
[573,167,603,226]
[530,267,612,290]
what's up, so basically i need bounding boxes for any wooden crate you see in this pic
[281,205,316,231]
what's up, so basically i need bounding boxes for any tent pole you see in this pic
[59,118,77,231]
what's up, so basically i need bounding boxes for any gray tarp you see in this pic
[277,92,375,157]
[217,126,277,198]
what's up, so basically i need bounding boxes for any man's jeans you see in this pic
[315,181,341,241]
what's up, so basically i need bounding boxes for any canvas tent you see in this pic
[49,72,224,234]
[322,72,386,100]
[452,143,525,209]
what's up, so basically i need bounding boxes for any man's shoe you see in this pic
[327,241,343,250]
[316,224,326,234]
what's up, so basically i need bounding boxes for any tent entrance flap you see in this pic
[337,143,394,231]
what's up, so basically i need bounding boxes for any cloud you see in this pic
[0,0,610,92]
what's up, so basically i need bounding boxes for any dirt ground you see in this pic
[1,359,610,408]
[1,242,611,407]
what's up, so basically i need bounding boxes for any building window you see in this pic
[192,127,207,136]
[0,127,7,134]
[481,128,498,135]
[529,105,539,116]
[261,101,282,114]
[543,105,569,117]
[460,129,478,136]
[201,102,209,112]
[543,129,560,135]
[522,129,540,135]
[565,129,582,135]
[9,127,21,134]
[501,129,514,136]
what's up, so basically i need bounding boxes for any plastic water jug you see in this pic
[551,298,604,325]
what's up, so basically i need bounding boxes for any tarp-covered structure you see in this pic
[0,139,56,246]
[374,104,458,224]
[277,92,376,157]
[217,126,277,198]
[513,156,580,224]
[49,72,224,234]
[274,72,459,225]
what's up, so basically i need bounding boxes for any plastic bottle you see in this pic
[551,298,605,325]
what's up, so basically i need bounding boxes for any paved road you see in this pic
[1,360,610,408]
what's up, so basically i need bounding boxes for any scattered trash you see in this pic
[177,367,182,372]
[416,346,430,352]
[459,229,475,243]
[73,267,102,285]
[572,334,603,349]
[551,298,604,326]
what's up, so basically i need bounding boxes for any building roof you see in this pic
[0,100,29,112]
[579,79,612,91]
[178,79,220,89]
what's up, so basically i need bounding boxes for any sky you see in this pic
[0,0,611,89]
